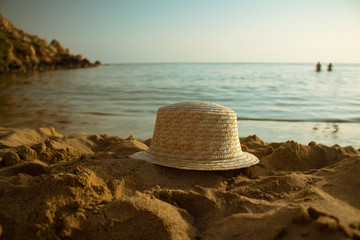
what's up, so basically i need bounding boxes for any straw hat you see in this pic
[130,102,259,170]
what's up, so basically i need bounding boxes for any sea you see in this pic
[1,63,359,148]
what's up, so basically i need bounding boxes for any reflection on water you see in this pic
[0,63,360,147]
[0,71,74,130]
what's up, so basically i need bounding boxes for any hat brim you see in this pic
[130,151,259,171]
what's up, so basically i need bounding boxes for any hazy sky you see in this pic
[1,0,360,63]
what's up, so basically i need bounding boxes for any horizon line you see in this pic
[101,61,360,65]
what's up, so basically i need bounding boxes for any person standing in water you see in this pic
[316,62,321,72]
[328,63,333,71]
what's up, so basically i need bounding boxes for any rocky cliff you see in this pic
[0,14,100,74]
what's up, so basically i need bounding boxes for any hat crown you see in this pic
[148,102,242,160]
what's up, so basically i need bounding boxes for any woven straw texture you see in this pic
[130,102,259,170]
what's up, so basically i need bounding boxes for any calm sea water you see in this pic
[1,63,359,147]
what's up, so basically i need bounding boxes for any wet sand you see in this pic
[0,127,359,239]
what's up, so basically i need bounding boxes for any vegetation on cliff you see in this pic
[0,14,100,74]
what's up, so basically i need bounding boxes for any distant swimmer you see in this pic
[327,63,333,72]
[316,61,321,72]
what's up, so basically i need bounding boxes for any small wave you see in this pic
[81,112,124,116]
[237,117,356,123]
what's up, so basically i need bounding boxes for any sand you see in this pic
[0,127,359,240]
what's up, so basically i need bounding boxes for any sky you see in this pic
[1,0,360,64]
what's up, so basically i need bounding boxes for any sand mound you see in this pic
[0,127,62,148]
[0,128,359,239]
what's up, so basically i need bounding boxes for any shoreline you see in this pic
[0,127,359,239]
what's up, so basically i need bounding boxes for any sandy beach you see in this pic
[1,2,360,239]
[0,127,359,239]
